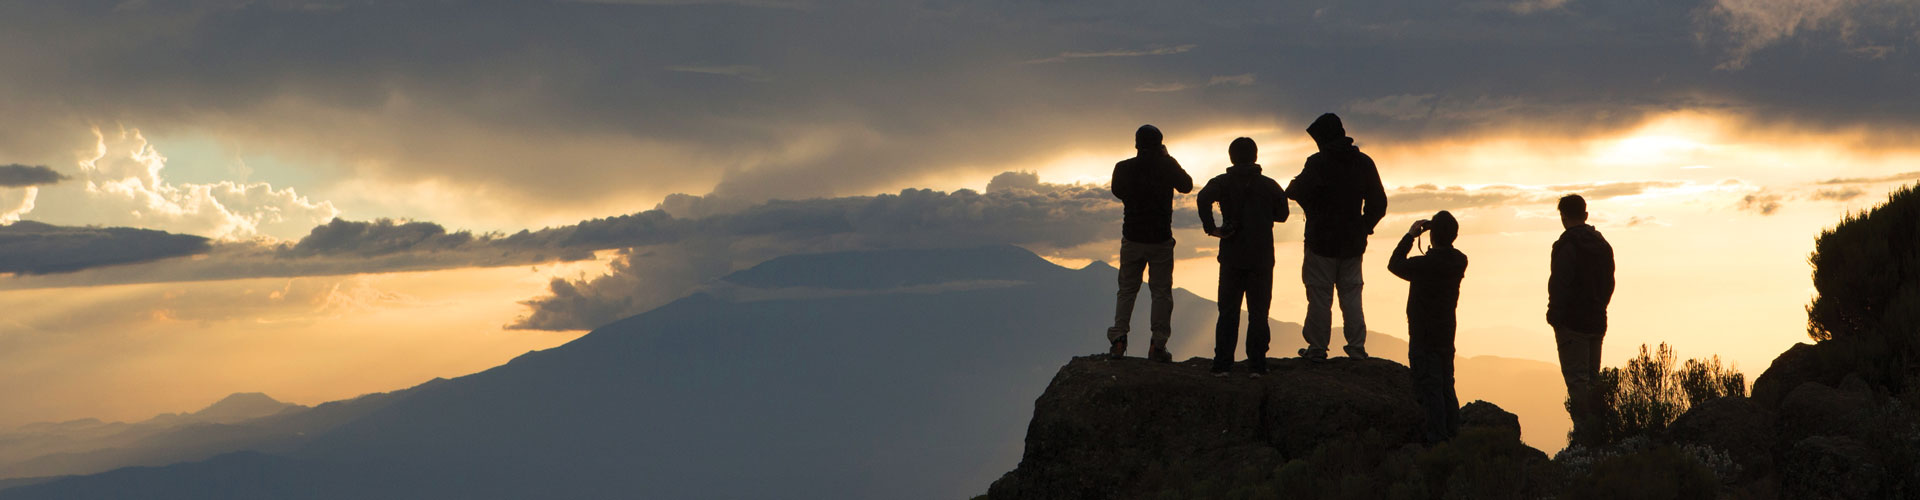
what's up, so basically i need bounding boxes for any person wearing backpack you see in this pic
[1197,137,1290,378]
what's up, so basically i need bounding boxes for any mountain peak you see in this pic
[719,244,1064,290]
[191,393,298,423]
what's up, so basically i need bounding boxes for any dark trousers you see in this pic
[1214,265,1273,370]
[1409,324,1459,443]
[1555,327,1605,442]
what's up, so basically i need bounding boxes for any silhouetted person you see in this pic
[1198,137,1288,378]
[1548,194,1615,445]
[1388,211,1468,443]
[1107,124,1195,362]
[1287,113,1387,360]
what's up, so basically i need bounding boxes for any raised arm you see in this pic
[1167,156,1194,194]
[1387,229,1424,281]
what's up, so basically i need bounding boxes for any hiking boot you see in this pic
[1108,337,1127,358]
[1210,362,1231,377]
[1298,348,1328,361]
[1344,345,1369,359]
[1147,345,1172,363]
[1248,362,1269,379]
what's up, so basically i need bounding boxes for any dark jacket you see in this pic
[1548,224,1616,334]
[1287,116,1386,259]
[1112,148,1194,243]
[1197,164,1288,269]
[1388,233,1468,333]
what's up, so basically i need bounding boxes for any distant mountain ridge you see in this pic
[0,244,1569,499]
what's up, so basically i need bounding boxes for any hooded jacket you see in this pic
[1287,114,1387,259]
[1111,147,1195,243]
[1548,224,1616,334]
[1197,164,1288,269]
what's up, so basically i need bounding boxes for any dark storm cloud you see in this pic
[0,177,1126,293]
[0,0,1914,210]
[0,221,210,275]
[0,165,67,188]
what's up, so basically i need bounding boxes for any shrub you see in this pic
[1573,343,1746,446]
[1806,184,1920,391]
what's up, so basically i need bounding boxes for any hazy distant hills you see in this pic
[0,386,427,482]
[0,245,1567,499]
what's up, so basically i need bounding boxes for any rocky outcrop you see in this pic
[1460,400,1522,440]
[1751,341,1860,408]
[985,355,1431,500]
[1665,395,1773,482]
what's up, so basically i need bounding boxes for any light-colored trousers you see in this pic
[1301,249,1366,354]
[1107,238,1175,346]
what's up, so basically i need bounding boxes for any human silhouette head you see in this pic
[1306,113,1345,145]
[1229,137,1257,165]
[1135,125,1164,151]
[1429,210,1459,246]
[1558,194,1588,229]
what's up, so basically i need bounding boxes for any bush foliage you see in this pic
[1578,343,1745,445]
[1806,184,1920,390]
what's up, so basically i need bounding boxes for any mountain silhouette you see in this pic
[0,245,1566,499]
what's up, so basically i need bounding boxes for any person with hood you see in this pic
[1548,194,1616,445]
[1197,137,1289,377]
[1106,124,1195,362]
[1388,211,1468,443]
[1287,113,1388,360]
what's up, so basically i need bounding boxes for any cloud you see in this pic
[509,181,1128,329]
[1506,0,1570,15]
[50,128,341,240]
[1817,170,1920,185]
[664,65,769,82]
[1739,191,1784,215]
[1136,73,1257,93]
[0,221,211,275]
[0,0,1916,225]
[1811,187,1865,200]
[0,164,68,187]
[1208,74,1255,86]
[1024,44,1198,64]
[1134,82,1193,93]
[1697,0,1920,69]
[1387,180,1693,214]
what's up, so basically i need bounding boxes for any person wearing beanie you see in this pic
[1106,124,1194,362]
[1197,137,1289,377]
[1287,113,1388,360]
[1388,211,1469,443]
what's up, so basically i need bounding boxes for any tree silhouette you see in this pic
[1806,184,1920,392]
[1574,343,1745,446]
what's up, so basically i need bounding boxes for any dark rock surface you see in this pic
[1666,395,1774,481]
[1777,378,1878,443]
[1460,400,1522,440]
[1782,435,1888,500]
[986,355,1425,500]
[1752,341,1859,409]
